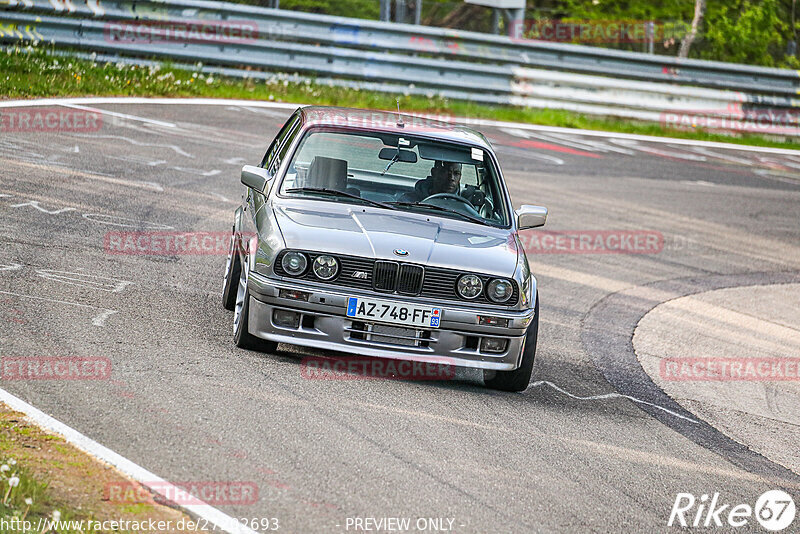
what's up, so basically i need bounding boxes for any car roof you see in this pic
[297,106,492,150]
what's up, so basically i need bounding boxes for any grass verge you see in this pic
[0,403,196,533]
[1,45,798,151]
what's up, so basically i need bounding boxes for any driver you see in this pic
[401,161,462,202]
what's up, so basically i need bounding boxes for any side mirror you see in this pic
[241,165,270,192]
[516,205,548,230]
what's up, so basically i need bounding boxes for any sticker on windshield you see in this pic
[471,148,484,161]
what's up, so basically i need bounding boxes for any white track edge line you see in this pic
[1,97,798,156]
[0,386,257,534]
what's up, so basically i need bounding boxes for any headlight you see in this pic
[487,278,514,303]
[312,255,339,280]
[457,274,483,300]
[281,251,308,276]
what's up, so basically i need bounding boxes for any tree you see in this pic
[678,0,706,57]
[698,0,789,66]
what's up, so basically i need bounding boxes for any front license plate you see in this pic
[346,297,441,328]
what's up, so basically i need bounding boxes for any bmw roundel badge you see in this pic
[393,249,409,257]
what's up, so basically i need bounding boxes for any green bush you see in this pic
[278,0,379,19]
[531,0,797,67]
[698,0,790,67]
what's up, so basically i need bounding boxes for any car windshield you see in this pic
[279,128,510,226]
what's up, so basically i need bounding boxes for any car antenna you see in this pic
[395,98,404,128]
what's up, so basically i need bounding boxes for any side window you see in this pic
[260,113,300,172]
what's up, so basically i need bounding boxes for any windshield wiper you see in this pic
[389,201,487,225]
[286,188,396,210]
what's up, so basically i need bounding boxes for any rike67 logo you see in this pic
[669,490,796,531]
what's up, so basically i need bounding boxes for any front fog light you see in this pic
[487,279,513,303]
[281,251,308,276]
[312,255,339,280]
[457,274,483,300]
[273,309,301,329]
[480,337,508,354]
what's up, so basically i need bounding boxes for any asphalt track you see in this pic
[1,99,800,533]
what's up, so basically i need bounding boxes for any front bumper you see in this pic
[247,272,535,371]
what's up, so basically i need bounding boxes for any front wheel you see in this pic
[484,294,539,392]
[233,260,278,353]
[222,230,240,311]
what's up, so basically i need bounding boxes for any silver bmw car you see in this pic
[222,106,547,391]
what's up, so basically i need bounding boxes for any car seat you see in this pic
[305,156,348,191]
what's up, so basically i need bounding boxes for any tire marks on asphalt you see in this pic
[0,289,118,327]
[61,104,177,128]
[510,175,800,272]
[66,133,194,158]
[1,158,165,192]
[496,126,800,179]
[582,271,800,489]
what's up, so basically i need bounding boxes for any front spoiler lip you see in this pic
[255,331,521,371]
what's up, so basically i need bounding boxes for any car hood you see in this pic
[272,199,519,277]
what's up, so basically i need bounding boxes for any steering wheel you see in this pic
[479,198,495,220]
[422,193,482,218]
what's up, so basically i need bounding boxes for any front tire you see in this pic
[233,259,278,353]
[222,230,241,311]
[484,294,539,392]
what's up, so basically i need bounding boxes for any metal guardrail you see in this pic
[2,0,799,136]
